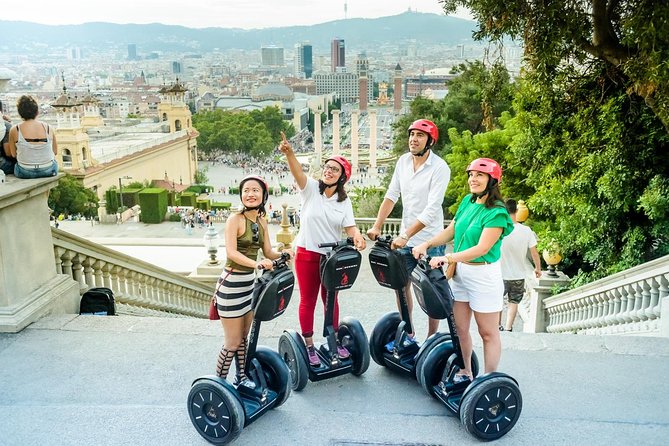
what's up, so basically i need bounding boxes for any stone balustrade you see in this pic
[52,229,212,318]
[354,218,452,238]
[542,255,669,336]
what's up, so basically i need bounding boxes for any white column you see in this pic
[332,110,341,156]
[369,109,377,170]
[350,111,359,174]
[314,110,322,165]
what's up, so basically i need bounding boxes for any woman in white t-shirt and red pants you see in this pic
[279,132,366,367]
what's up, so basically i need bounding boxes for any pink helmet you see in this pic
[408,119,439,144]
[466,158,503,182]
[239,175,269,205]
[326,156,352,183]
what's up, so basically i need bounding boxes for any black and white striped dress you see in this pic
[214,269,256,318]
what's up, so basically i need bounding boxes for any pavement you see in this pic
[3,220,668,445]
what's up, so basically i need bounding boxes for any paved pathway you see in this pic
[23,215,669,445]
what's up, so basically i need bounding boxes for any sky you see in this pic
[3,0,471,29]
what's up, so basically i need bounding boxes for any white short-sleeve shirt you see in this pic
[384,150,451,246]
[294,177,356,254]
[500,223,538,280]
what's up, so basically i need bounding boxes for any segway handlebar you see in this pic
[372,234,394,246]
[416,254,437,269]
[318,237,354,249]
[257,252,291,270]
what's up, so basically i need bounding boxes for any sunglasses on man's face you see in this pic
[251,223,259,243]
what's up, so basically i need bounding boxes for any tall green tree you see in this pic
[48,174,99,218]
[192,107,295,156]
[441,0,669,282]
[440,0,669,133]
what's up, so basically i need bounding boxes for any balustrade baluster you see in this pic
[109,265,121,298]
[621,284,635,324]
[631,282,643,322]
[605,289,619,328]
[54,247,65,274]
[101,263,112,290]
[82,256,94,289]
[643,278,656,320]
[92,260,105,288]
[594,292,607,329]
[61,250,74,278]
[70,254,85,290]
[652,275,667,319]
[128,271,140,303]
[581,296,594,330]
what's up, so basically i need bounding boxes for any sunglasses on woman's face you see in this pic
[251,222,259,242]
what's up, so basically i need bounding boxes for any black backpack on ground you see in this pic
[79,287,116,316]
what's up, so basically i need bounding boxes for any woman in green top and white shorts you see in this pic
[412,158,513,383]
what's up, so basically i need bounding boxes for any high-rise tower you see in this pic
[331,38,346,72]
[294,42,313,78]
[127,44,137,60]
[357,54,369,112]
[394,63,402,112]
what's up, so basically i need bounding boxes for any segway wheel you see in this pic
[278,331,309,391]
[459,376,522,441]
[414,332,451,384]
[418,341,480,398]
[187,379,244,445]
[339,317,370,376]
[368,312,401,366]
[254,346,292,408]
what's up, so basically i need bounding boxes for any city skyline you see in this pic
[4,1,471,29]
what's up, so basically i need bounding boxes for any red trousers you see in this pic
[294,247,340,338]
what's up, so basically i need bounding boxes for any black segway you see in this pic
[411,256,522,441]
[187,253,294,445]
[278,238,370,391]
[368,235,479,378]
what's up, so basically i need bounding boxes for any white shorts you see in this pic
[449,261,504,313]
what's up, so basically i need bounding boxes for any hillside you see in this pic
[0,12,476,53]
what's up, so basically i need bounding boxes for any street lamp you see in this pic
[203,223,221,265]
[118,175,132,213]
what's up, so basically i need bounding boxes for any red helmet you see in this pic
[466,158,503,182]
[326,156,352,183]
[239,175,269,205]
[408,119,439,144]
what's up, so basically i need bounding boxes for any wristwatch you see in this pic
[399,232,409,241]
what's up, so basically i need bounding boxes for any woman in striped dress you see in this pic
[214,175,288,388]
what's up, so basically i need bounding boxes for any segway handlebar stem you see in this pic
[318,237,354,249]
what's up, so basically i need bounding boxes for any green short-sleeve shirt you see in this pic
[452,194,514,263]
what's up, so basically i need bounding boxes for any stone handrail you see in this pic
[543,255,669,335]
[354,218,453,238]
[52,228,212,318]
[355,217,402,237]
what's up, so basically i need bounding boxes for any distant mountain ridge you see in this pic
[0,12,476,53]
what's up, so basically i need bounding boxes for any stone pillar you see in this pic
[524,272,571,333]
[350,111,359,174]
[369,109,377,170]
[394,73,402,112]
[0,175,80,332]
[275,203,295,249]
[359,76,368,112]
[332,110,341,156]
[314,110,322,166]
